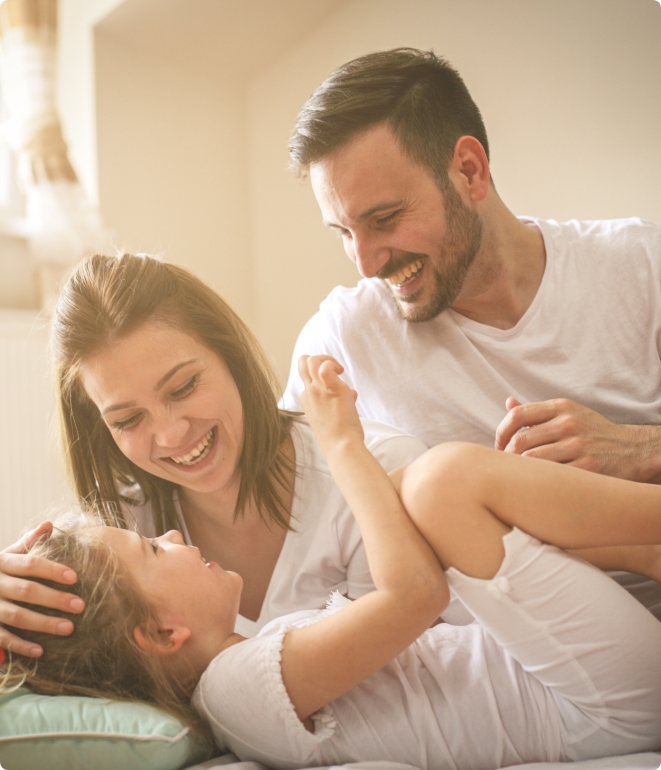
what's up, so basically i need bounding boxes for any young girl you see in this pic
[4,355,661,770]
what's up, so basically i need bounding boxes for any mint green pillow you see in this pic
[0,688,212,770]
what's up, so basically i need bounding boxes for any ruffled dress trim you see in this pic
[265,625,337,744]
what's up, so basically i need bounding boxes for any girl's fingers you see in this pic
[298,355,344,389]
[318,359,345,391]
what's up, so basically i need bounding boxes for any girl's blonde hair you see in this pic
[51,253,295,534]
[0,510,210,742]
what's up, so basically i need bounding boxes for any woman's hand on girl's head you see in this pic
[298,355,364,452]
[0,522,84,658]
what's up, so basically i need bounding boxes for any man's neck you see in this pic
[450,200,546,329]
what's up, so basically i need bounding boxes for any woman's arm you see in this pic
[0,522,83,656]
[280,356,448,723]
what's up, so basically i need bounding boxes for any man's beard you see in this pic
[380,184,483,323]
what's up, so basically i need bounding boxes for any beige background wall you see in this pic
[94,33,255,322]
[55,0,661,386]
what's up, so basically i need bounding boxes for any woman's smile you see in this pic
[164,426,217,468]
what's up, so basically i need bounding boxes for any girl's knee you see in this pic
[399,442,487,524]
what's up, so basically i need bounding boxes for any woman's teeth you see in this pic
[171,429,215,466]
[386,259,423,288]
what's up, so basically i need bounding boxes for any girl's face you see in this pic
[80,323,244,496]
[99,527,243,663]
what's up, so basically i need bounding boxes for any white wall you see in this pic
[94,33,255,323]
[249,0,661,384]
[0,311,73,548]
[58,0,125,203]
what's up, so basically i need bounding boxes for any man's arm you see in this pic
[495,397,661,483]
[280,309,350,411]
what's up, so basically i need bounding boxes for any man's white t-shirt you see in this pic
[128,418,426,637]
[282,218,661,448]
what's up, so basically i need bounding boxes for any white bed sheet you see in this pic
[186,752,661,770]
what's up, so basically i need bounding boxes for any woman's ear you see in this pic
[133,622,191,656]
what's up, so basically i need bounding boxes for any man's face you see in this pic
[310,124,483,322]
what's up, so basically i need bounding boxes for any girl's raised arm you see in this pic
[280,356,448,724]
[0,522,83,657]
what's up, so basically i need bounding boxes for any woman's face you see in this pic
[80,323,244,495]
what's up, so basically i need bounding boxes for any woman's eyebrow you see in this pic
[155,359,198,391]
[102,400,137,417]
[101,359,200,416]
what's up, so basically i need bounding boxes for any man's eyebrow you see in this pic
[101,359,199,417]
[323,199,404,228]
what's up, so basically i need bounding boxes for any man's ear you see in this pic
[449,135,491,202]
[133,622,191,657]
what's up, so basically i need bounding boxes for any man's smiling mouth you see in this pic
[385,259,423,288]
[170,428,215,466]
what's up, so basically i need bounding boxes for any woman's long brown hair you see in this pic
[51,254,295,534]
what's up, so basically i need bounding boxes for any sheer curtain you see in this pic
[0,0,110,308]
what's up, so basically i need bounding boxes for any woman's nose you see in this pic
[153,413,190,449]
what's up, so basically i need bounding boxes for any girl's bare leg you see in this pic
[394,443,661,580]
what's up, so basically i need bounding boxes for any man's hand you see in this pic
[495,397,661,482]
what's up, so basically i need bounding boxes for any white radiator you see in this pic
[0,309,72,549]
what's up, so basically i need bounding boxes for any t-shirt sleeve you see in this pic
[344,424,429,599]
[280,303,352,412]
[193,628,336,769]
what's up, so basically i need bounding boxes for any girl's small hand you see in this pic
[0,522,83,657]
[298,355,364,451]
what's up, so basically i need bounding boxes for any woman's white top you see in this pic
[128,418,427,637]
[193,530,661,770]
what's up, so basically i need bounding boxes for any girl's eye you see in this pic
[171,374,199,400]
[112,413,142,431]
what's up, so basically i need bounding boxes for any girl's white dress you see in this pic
[193,529,661,770]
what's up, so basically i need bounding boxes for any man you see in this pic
[282,48,661,486]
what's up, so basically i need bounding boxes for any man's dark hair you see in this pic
[289,48,490,189]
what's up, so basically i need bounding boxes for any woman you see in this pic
[4,355,661,768]
[0,253,426,655]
